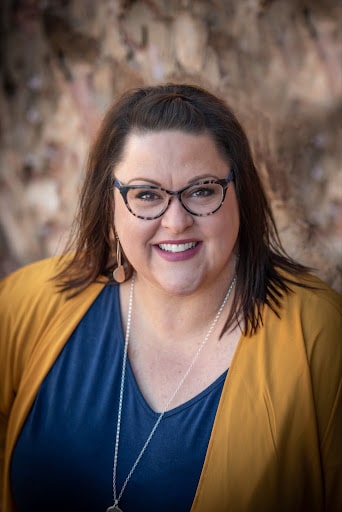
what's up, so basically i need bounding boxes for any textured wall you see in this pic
[0,0,341,291]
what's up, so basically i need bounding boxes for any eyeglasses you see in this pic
[113,170,234,220]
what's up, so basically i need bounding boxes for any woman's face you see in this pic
[113,130,240,296]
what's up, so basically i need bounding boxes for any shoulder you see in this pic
[277,270,342,395]
[278,271,341,326]
[264,270,342,371]
[0,256,62,310]
[0,257,71,363]
[1,255,68,291]
[0,257,66,417]
[0,255,110,324]
[0,255,110,348]
[282,274,342,471]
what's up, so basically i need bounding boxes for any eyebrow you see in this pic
[125,173,224,186]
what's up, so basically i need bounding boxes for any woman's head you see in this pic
[79,84,270,274]
[62,83,301,333]
[112,128,240,296]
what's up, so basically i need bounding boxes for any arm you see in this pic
[303,283,342,510]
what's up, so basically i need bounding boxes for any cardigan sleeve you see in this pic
[299,280,342,510]
[314,305,342,511]
[0,258,67,509]
[0,258,68,415]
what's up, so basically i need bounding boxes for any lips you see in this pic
[158,242,198,253]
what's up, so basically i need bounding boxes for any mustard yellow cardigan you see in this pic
[1,257,341,511]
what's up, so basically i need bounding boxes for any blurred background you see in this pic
[0,0,341,291]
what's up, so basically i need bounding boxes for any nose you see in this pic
[160,195,194,232]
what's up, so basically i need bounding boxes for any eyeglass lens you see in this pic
[126,181,224,218]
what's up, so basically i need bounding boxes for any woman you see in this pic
[0,84,341,512]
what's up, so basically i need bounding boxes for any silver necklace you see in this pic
[106,273,237,512]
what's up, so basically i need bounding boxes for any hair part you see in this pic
[55,83,311,336]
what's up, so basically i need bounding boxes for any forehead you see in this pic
[115,130,229,182]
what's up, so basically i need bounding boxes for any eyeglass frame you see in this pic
[112,169,235,220]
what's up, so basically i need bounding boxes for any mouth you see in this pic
[158,242,199,253]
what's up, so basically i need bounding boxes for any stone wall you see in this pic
[0,0,341,291]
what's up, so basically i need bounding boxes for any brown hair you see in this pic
[56,83,310,335]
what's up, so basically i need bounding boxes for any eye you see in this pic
[187,185,217,199]
[194,187,215,197]
[132,188,164,202]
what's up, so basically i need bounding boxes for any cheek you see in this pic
[113,192,125,221]
[229,203,240,243]
[113,197,134,238]
[214,192,240,242]
[210,218,239,252]
[227,189,240,230]
[114,206,156,253]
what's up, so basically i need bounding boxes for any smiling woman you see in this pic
[0,84,341,512]
[112,130,239,297]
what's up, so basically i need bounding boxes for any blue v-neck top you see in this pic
[10,285,226,512]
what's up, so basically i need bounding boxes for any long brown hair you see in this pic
[56,83,311,335]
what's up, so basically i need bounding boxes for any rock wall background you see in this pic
[0,0,341,291]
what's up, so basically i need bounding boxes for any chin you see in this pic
[154,273,205,297]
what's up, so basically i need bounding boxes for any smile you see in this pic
[158,242,198,253]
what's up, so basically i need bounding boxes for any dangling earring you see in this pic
[113,237,126,283]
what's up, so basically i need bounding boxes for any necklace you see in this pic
[106,273,237,512]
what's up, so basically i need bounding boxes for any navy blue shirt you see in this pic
[10,285,226,511]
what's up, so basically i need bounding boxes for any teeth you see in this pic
[158,242,197,253]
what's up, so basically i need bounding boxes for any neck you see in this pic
[123,272,236,347]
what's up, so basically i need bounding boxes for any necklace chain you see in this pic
[108,273,237,511]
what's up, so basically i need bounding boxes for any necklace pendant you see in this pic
[106,506,123,512]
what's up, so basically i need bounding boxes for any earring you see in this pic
[113,238,126,283]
